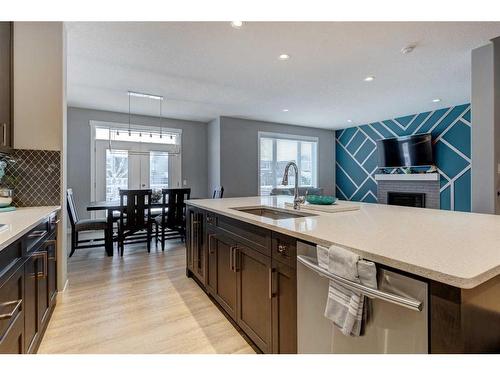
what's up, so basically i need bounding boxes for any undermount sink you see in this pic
[231,206,317,220]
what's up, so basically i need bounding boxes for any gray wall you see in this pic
[207,118,221,196]
[495,37,500,214]
[471,42,499,214]
[219,116,335,198]
[68,107,208,218]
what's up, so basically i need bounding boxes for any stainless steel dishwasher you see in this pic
[297,241,428,354]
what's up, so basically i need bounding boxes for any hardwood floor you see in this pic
[38,239,255,354]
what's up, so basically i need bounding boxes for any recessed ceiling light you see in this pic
[432,98,441,103]
[282,109,289,112]
[230,21,243,29]
[279,54,290,61]
[347,120,353,123]
[364,76,375,82]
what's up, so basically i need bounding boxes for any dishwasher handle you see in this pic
[297,255,423,312]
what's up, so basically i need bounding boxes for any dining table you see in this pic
[87,200,165,256]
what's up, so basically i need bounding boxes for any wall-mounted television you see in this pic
[376,133,433,168]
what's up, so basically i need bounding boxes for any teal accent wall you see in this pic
[335,104,471,211]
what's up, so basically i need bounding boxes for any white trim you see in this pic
[374,173,440,181]
[89,120,182,135]
[258,131,318,143]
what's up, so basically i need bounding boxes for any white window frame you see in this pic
[257,131,319,195]
[89,120,183,207]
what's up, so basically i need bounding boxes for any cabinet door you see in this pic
[24,250,48,353]
[0,22,12,148]
[0,265,24,354]
[37,249,49,333]
[211,231,238,319]
[206,226,217,296]
[186,208,195,273]
[271,260,297,354]
[192,211,205,284]
[47,239,57,306]
[236,244,272,353]
[24,254,38,352]
[187,208,205,283]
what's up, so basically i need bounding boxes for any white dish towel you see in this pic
[317,244,377,336]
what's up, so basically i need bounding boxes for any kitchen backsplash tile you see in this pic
[1,149,61,207]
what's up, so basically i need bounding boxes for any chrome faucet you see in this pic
[281,161,305,210]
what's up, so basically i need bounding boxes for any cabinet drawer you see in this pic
[217,215,271,257]
[23,220,49,255]
[0,264,24,350]
[0,240,22,280]
[272,233,297,268]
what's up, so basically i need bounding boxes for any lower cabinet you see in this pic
[202,221,297,354]
[271,260,297,354]
[207,227,238,320]
[236,244,272,353]
[186,207,206,284]
[0,213,58,354]
[0,264,25,354]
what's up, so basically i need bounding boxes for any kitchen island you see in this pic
[185,196,500,354]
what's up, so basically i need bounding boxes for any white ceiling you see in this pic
[66,22,500,129]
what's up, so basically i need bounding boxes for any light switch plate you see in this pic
[183,180,187,186]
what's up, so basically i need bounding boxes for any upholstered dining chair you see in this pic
[155,188,191,250]
[67,188,110,257]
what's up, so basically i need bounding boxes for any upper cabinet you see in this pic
[0,22,13,151]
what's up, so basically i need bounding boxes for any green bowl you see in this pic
[305,195,337,205]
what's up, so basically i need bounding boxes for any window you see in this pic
[258,132,318,195]
[91,121,182,208]
[150,152,169,190]
[105,150,128,201]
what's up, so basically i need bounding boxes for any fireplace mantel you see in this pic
[374,173,440,181]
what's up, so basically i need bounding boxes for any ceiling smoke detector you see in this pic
[401,45,416,54]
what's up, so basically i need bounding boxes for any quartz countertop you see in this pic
[186,196,500,289]
[0,206,61,251]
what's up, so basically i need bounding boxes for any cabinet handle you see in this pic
[33,251,48,278]
[28,230,47,239]
[45,239,57,261]
[0,299,22,320]
[208,234,215,254]
[277,244,287,255]
[269,268,276,299]
[233,248,239,272]
[1,123,6,147]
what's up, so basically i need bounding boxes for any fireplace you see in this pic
[375,173,440,209]
[387,192,426,208]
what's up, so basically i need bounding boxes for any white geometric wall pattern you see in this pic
[335,104,471,211]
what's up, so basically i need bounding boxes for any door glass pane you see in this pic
[300,142,313,186]
[106,150,128,201]
[150,152,169,190]
[276,139,298,188]
[260,138,274,196]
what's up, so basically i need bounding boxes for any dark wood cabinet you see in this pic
[236,244,272,353]
[208,228,238,320]
[186,207,206,285]
[0,213,58,354]
[0,22,13,150]
[0,264,25,354]
[195,215,297,354]
[271,260,297,354]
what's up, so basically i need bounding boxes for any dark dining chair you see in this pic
[213,186,224,199]
[67,188,109,257]
[155,188,191,251]
[117,189,153,257]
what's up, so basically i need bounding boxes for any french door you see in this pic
[94,139,181,203]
